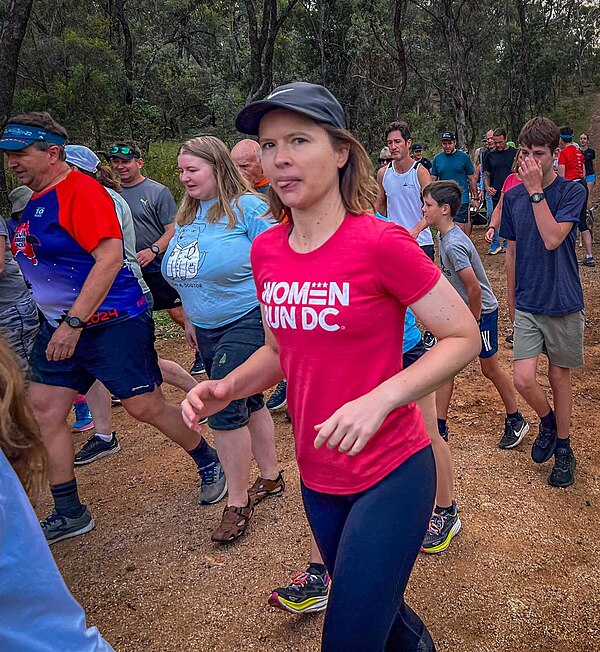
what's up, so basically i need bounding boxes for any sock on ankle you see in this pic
[556,437,570,450]
[307,562,327,577]
[187,438,217,468]
[506,411,520,421]
[51,479,84,517]
[435,503,456,516]
[95,432,115,443]
[540,410,556,431]
[437,418,447,435]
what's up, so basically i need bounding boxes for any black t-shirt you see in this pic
[484,148,516,203]
[582,147,596,176]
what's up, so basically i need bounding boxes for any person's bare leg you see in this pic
[548,364,572,440]
[435,379,454,421]
[479,355,518,414]
[158,358,197,393]
[28,383,78,485]
[587,181,594,210]
[85,381,112,433]
[309,533,324,564]
[212,427,252,507]
[418,392,453,508]
[166,306,185,329]
[248,406,279,480]
[121,386,201,451]
[513,357,551,418]
[582,229,593,258]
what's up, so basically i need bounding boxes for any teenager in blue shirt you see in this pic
[500,117,586,488]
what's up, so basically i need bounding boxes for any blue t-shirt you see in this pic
[0,450,113,651]
[500,176,585,316]
[162,194,272,328]
[431,150,475,204]
[403,308,422,353]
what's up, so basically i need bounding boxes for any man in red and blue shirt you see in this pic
[1,112,223,544]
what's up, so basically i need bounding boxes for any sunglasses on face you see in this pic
[109,145,139,156]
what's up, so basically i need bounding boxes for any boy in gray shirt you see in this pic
[422,180,529,449]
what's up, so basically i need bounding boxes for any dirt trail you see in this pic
[44,103,600,651]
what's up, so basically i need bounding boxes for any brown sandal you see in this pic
[248,472,285,506]
[211,498,254,543]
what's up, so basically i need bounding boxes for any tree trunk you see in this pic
[392,0,409,117]
[0,0,35,208]
[243,0,300,102]
[439,0,469,147]
[114,0,134,106]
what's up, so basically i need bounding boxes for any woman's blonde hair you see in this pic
[176,136,259,228]
[266,122,378,223]
[0,338,46,498]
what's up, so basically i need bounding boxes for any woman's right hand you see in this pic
[182,379,235,432]
[184,319,198,351]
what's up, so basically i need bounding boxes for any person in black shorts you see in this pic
[109,143,206,374]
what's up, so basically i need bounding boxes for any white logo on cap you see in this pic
[267,88,294,100]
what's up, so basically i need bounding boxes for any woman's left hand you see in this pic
[313,395,389,456]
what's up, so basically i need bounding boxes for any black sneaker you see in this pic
[189,357,206,375]
[531,423,557,463]
[266,380,287,411]
[505,331,514,346]
[268,567,330,614]
[74,433,120,466]
[579,256,596,267]
[423,331,437,350]
[498,413,529,449]
[548,447,576,487]
[421,501,461,554]
[41,507,95,545]
[438,425,449,443]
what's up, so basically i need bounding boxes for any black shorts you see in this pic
[453,203,470,224]
[576,179,589,232]
[28,311,163,398]
[142,270,182,311]
[402,339,426,368]
[195,306,265,431]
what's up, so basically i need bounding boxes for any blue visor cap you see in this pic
[0,123,67,151]
[560,133,573,140]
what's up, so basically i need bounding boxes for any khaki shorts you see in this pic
[513,309,584,368]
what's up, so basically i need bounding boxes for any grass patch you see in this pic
[153,310,185,340]
[551,91,597,137]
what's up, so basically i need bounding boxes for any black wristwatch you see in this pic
[529,192,545,204]
[150,244,160,255]
[61,313,86,329]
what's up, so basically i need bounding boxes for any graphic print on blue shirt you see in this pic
[8,171,146,327]
[163,222,208,281]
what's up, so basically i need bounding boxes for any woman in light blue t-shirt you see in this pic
[162,136,282,543]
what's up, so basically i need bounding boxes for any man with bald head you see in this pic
[231,139,270,195]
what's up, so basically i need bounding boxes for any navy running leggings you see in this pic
[301,446,437,652]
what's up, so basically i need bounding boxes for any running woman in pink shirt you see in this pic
[182,82,479,651]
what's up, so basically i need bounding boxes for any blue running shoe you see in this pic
[72,400,94,433]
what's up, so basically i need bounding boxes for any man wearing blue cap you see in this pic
[431,131,479,236]
[0,111,223,544]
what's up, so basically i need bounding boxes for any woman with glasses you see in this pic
[162,136,283,542]
[182,82,479,650]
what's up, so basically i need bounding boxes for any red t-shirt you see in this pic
[502,173,522,194]
[558,144,585,180]
[251,214,441,494]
